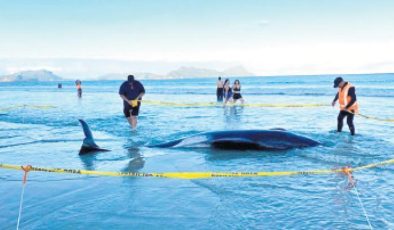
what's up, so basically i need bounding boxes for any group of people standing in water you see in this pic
[216,77,245,105]
[118,74,358,136]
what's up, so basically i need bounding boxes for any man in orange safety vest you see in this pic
[331,77,359,135]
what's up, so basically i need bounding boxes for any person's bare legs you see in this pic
[126,111,138,129]
[131,116,137,129]
[126,116,133,128]
[223,99,228,107]
[223,98,233,107]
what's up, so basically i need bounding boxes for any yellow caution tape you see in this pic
[141,100,328,108]
[0,104,56,112]
[1,158,393,180]
[142,101,394,122]
[28,105,57,109]
[351,158,394,171]
[344,110,394,123]
[356,113,394,123]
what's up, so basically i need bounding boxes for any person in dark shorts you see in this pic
[75,80,82,97]
[119,75,145,129]
[216,76,224,102]
[331,77,359,135]
[232,79,244,104]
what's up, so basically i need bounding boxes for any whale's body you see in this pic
[78,119,319,154]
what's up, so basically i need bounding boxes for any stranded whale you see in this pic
[78,119,319,154]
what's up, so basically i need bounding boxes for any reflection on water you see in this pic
[79,147,145,172]
[79,153,98,170]
[223,106,244,126]
[124,148,145,172]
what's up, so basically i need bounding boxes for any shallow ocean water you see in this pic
[0,74,394,229]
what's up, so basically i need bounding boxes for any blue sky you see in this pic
[1,0,394,77]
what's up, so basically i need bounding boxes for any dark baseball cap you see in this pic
[333,77,343,88]
[128,75,135,83]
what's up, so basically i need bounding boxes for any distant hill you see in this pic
[0,66,253,82]
[0,70,62,82]
[166,65,253,78]
[98,72,163,80]
[99,65,254,80]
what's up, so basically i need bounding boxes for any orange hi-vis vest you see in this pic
[338,82,359,113]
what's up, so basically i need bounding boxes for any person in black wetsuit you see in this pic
[119,75,145,129]
[331,77,359,135]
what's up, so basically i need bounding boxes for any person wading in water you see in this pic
[331,77,359,135]
[119,75,145,129]
[216,76,224,102]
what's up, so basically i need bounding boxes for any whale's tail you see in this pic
[78,119,109,154]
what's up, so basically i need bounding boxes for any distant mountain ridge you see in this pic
[0,70,62,82]
[167,65,253,78]
[0,65,253,82]
[99,65,254,80]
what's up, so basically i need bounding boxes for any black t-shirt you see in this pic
[119,81,145,107]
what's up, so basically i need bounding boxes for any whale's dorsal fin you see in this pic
[78,119,109,154]
[79,119,99,148]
